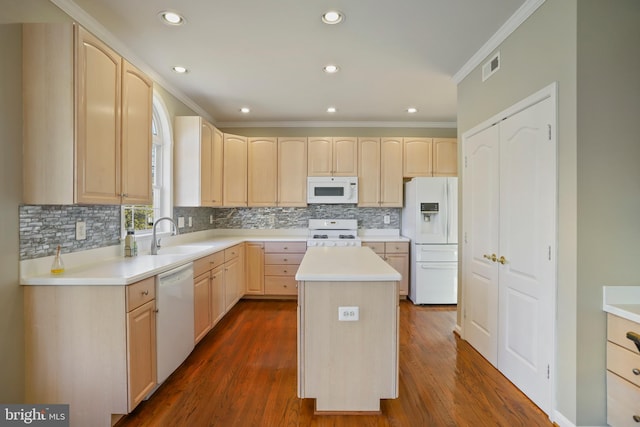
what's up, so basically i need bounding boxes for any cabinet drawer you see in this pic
[608,341,640,386]
[265,253,304,265]
[362,242,385,254]
[608,313,640,353]
[265,276,298,295]
[264,241,306,253]
[126,277,155,312]
[225,245,241,262]
[265,265,298,276]
[607,370,640,427]
[193,252,225,277]
[385,241,409,254]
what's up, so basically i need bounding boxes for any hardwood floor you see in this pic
[116,300,552,427]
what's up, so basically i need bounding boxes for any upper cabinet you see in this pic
[358,137,403,207]
[174,117,223,207]
[308,137,357,176]
[22,24,152,205]
[248,137,278,207]
[277,137,307,207]
[403,137,458,177]
[223,133,248,207]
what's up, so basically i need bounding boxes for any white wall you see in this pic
[0,23,25,402]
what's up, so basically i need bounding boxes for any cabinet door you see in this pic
[245,242,265,295]
[433,138,458,177]
[121,60,153,205]
[358,137,380,206]
[403,138,433,177]
[223,133,248,206]
[126,299,157,410]
[307,137,333,176]
[211,127,224,206]
[278,137,308,206]
[194,272,212,344]
[333,137,358,176]
[75,26,122,204]
[200,122,214,206]
[248,138,278,206]
[211,265,225,326]
[386,253,409,296]
[380,137,403,207]
[224,257,241,312]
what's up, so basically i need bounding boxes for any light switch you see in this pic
[383,215,390,224]
[75,221,86,240]
[178,217,185,228]
[188,217,193,227]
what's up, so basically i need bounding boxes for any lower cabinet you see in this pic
[606,313,640,427]
[24,277,157,427]
[264,241,306,296]
[363,241,409,296]
[245,242,265,295]
[224,244,244,311]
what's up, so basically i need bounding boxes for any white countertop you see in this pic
[295,246,402,282]
[603,286,640,324]
[21,230,407,286]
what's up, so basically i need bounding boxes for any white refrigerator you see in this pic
[402,177,458,304]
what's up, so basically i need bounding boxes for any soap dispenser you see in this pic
[50,245,65,274]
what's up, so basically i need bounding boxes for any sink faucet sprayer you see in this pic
[151,217,179,255]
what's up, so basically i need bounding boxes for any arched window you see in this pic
[122,91,173,236]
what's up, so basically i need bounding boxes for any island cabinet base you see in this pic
[297,280,399,413]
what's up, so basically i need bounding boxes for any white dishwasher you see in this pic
[155,262,194,384]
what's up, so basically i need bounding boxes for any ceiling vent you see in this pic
[482,52,500,82]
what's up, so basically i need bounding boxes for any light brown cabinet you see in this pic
[358,137,403,207]
[245,242,265,295]
[193,251,226,344]
[23,23,152,205]
[308,137,358,176]
[362,241,409,296]
[264,242,306,296]
[25,277,157,426]
[224,244,245,310]
[223,134,248,206]
[175,117,223,207]
[606,313,640,427]
[278,137,308,206]
[403,137,458,177]
[248,138,278,207]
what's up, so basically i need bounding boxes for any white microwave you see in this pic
[307,176,358,204]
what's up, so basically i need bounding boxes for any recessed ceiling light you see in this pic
[407,107,418,114]
[240,107,251,114]
[159,11,185,26]
[327,107,337,113]
[323,64,339,73]
[322,10,344,25]
[172,66,188,74]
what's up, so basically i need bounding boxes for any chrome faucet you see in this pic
[151,217,179,255]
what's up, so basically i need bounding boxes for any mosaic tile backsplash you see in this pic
[20,204,401,260]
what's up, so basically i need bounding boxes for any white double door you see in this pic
[462,91,556,416]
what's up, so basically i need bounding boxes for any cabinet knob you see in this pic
[142,290,149,296]
[633,415,640,423]
[633,368,640,376]
[283,258,288,262]
[498,256,507,265]
[283,246,288,250]
[283,270,288,273]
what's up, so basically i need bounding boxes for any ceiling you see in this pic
[18,0,530,126]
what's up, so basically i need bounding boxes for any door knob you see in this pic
[498,256,507,265]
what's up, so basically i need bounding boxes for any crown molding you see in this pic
[214,121,457,129]
[452,0,546,84]
[49,0,214,123]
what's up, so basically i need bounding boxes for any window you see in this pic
[122,92,173,235]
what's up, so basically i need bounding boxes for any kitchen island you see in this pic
[295,246,401,413]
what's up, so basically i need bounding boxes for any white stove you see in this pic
[307,219,362,247]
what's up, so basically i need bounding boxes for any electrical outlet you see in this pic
[338,306,359,321]
[178,217,185,228]
[75,221,86,240]
[209,215,214,224]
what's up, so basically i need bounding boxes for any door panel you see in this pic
[498,97,555,413]
[462,124,500,366]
